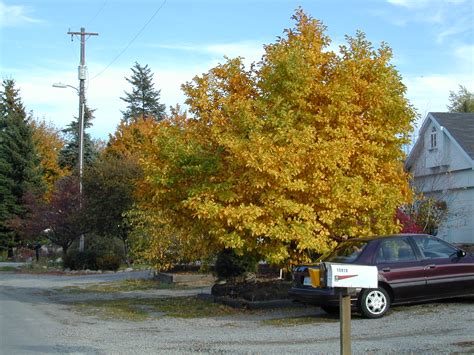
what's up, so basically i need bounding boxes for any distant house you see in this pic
[405,112,474,244]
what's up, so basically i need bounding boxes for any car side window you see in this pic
[414,237,457,259]
[376,238,417,263]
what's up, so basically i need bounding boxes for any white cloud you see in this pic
[387,0,466,8]
[387,0,431,8]
[383,0,471,39]
[436,13,473,43]
[0,1,43,27]
[454,44,474,67]
[205,41,265,62]
[154,40,266,68]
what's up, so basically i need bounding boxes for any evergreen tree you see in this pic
[121,62,166,123]
[58,103,99,171]
[0,79,44,253]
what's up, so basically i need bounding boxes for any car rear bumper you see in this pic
[288,286,358,307]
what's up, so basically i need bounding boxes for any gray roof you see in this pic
[431,112,474,160]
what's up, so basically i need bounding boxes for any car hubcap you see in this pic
[366,290,386,315]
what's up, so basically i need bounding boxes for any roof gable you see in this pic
[405,112,474,171]
[430,112,474,160]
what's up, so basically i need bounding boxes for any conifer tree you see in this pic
[58,103,99,171]
[121,62,166,123]
[0,79,44,253]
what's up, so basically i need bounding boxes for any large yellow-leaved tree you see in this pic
[130,10,415,269]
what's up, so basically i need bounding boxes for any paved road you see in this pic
[0,270,152,354]
[0,269,151,290]
[0,286,77,354]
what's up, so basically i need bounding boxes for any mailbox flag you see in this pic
[308,268,322,287]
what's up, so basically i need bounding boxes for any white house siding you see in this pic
[436,187,474,244]
[406,113,474,245]
[412,160,474,245]
[416,122,472,176]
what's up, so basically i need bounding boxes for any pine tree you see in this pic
[58,103,99,171]
[121,62,166,123]
[0,79,44,253]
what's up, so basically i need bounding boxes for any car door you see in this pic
[374,237,427,302]
[413,236,474,297]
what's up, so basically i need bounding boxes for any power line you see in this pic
[87,0,108,26]
[90,0,167,81]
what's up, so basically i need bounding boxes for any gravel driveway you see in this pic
[1,271,473,354]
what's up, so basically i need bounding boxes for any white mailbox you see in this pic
[324,262,378,289]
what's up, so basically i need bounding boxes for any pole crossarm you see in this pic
[67,31,99,36]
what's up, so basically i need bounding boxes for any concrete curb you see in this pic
[153,272,216,287]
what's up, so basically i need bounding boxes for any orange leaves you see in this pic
[30,119,70,198]
[106,116,160,159]
[124,9,415,270]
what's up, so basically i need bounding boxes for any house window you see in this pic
[430,127,437,149]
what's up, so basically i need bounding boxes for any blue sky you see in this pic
[1,0,473,140]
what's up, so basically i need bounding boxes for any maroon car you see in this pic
[289,234,474,318]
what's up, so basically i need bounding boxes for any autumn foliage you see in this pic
[30,119,70,198]
[126,10,415,270]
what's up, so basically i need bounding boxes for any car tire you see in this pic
[321,305,339,315]
[358,287,390,319]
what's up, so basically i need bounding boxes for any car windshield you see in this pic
[323,240,368,263]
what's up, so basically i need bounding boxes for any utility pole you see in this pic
[68,28,98,252]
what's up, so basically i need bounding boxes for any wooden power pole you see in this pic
[67,28,98,252]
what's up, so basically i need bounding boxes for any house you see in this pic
[405,112,474,245]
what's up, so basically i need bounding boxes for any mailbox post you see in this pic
[338,287,355,355]
[309,262,378,354]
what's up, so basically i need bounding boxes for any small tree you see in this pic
[121,62,166,123]
[83,155,142,260]
[21,176,83,258]
[404,196,447,236]
[447,85,474,113]
[395,208,423,234]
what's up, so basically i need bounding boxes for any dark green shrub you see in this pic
[214,249,258,280]
[96,254,121,271]
[63,236,125,270]
[64,250,98,270]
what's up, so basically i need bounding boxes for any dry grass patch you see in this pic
[70,296,242,321]
[261,315,338,327]
[62,279,176,294]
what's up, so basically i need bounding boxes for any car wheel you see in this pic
[321,305,339,315]
[358,287,390,319]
